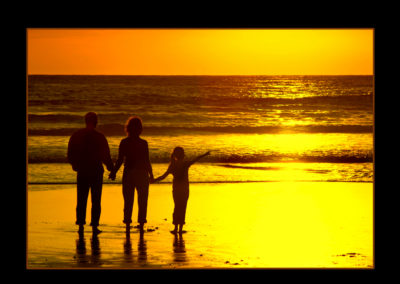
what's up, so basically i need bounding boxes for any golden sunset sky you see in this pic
[27,28,373,75]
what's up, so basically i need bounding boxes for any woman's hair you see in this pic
[171,147,185,162]
[125,116,143,136]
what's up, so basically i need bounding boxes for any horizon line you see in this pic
[27,73,374,76]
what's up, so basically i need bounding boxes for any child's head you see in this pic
[125,116,143,137]
[171,147,185,161]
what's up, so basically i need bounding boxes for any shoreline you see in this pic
[28,162,374,185]
[27,180,374,185]
[27,181,374,269]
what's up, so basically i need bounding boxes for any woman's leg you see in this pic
[136,176,149,226]
[122,172,135,225]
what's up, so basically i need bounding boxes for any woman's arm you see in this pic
[153,163,172,183]
[153,168,170,183]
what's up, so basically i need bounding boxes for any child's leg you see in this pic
[172,189,188,227]
[171,224,178,234]
[178,224,184,234]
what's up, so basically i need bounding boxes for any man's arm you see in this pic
[145,141,154,182]
[101,135,114,172]
[67,133,78,171]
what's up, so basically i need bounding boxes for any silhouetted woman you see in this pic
[154,147,210,234]
[109,116,154,232]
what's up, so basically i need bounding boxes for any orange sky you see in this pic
[27,29,373,75]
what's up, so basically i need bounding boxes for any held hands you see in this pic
[108,171,116,181]
[108,172,157,182]
[151,177,161,184]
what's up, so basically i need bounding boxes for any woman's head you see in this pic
[171,147,185,161]
[125,116,143,137]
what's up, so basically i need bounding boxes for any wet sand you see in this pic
[27,182,373,269]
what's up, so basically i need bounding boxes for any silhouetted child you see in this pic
[154,147,210,234]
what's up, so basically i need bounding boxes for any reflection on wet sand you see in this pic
[75,231,87,265]
[138,232,148,265]
[31,182,373,268]
[91,233,101,265]
[124,230,148,266]
[75,231,101,267]
[173,233,187,264]
[123,230,133,264]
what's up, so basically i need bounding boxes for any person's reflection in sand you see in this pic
[138,231,147,265]
[124,230,134,264]
[75,230,88,265]
[90,232,101,266]
[173,233,187,263]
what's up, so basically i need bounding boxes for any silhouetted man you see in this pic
[68,112,113,235]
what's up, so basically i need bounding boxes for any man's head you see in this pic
[85,112,98,128]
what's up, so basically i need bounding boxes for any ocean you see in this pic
[27,75,373,184]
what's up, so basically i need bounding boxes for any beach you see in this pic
[27,75,374,269]
[27,181,373,269]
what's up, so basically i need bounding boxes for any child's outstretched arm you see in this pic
[189,151,211,166]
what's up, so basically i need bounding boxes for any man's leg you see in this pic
[90,170,103,229]
[76,172,90,228]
